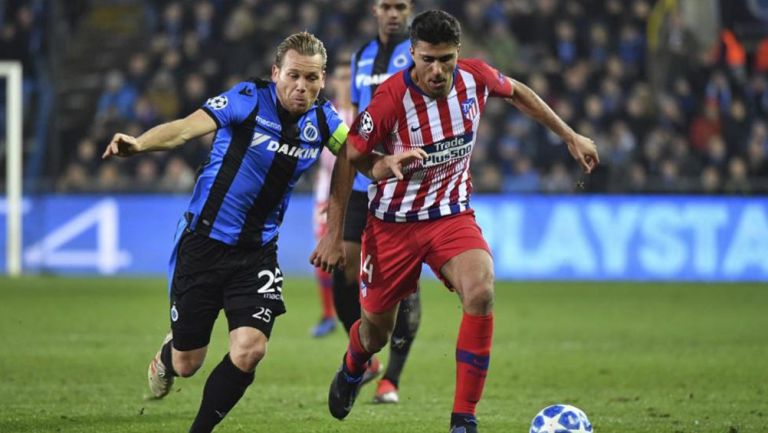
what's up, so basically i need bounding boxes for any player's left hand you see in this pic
[310,233,345,273]
[371,149,429,180]
[565,133,600,174]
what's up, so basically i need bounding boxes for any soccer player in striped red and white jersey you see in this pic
[312,10,599,433]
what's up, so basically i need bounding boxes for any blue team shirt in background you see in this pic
[350,35,412,192]
[188,79,346,246]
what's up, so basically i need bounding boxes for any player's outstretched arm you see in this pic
[102,109,217,159]
[505,79,600,173]
[310,142,356,272]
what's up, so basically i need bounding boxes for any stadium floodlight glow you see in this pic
[1,61,22,277]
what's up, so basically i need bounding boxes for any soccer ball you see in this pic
[529,404,593,433]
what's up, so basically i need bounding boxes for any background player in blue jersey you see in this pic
[333,0,421,404]
[102,32,350,433]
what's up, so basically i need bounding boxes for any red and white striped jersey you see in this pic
[348,58,514,222]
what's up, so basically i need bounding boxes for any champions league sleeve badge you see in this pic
[358,111,374,140]
[206,95,229,110]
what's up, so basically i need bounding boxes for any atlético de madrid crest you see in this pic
[461,97,478,122]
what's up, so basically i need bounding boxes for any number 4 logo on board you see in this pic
[24,199,132,274]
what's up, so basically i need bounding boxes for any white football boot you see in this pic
[147,331,174,399]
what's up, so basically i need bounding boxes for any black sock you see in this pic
[332,269,361,334]
[384,291,421,388]
[451,412,478,428]
[160,340,177,377]
[189,353,255,433]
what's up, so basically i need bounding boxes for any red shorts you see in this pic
[359,210,490,313]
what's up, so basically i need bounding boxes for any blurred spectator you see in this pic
[746,76,768,118]
[192,1,216,44]
[160,156,196,193]
[74,137,99,174]
[541,162,574,193]
[473,163,503,193]
[95,163,126,191]
[58,163,90,192]
[145,71,179,121]
[95,70,138,123]
[703,135,728,172]
[624,162,648,192]
[607,120,636,167]
[700,165,722,194]
[134,158,159,192]
[179,73,208,116]
[745,140,768,178]
[555,20,578,66]
[502,156,540,193]
[723,157,751,194]
[689,103,721,152]
[712,28,746,82]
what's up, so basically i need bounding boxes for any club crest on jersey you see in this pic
[358,111,374,140]
[461,97,478,122]
[301,120,319,142]
[206,95,228,110]
[393,53,409,68]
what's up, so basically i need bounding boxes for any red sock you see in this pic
[315,268,335,318]
[453,312,493,415]
[344,320,372,376]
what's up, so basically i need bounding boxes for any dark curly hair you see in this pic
[410,10,462,46]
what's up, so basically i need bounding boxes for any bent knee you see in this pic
[362,326,390,353]
[230,341,267,372]
[462,283,495,314]
[174,358,204,377]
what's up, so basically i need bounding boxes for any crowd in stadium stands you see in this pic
[5,0,768,194]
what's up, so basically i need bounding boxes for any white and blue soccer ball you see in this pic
[530,404,593,433]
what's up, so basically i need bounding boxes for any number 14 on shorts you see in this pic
[361,254,374,298]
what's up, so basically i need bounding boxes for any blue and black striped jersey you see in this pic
[350,35,412,192]
[189,78,348,246]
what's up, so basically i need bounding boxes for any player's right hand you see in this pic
[310,233,345,273]
[565,133,599,174]
[102,133,141,159]
[371,149,428,180]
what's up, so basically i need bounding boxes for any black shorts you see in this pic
[343,191,369,243]
[168,232,286,351]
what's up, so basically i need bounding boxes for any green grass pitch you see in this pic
[0,277,766,432]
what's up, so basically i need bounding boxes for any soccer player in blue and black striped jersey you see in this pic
[333,0,422,405]
[102,32,350,433]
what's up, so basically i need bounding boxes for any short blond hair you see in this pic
[275,31,327,68]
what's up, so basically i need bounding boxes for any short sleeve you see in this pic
[462,58,515,98]
[350,51,360,107]
[200,81,258,128]
[347,86,396,154]
[322,103,348,156]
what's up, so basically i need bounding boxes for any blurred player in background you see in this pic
[310,146,338,338]
[103,32,350,433]
[308,62,357,338]
[312,10,599,433]
[334,0,421,404]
